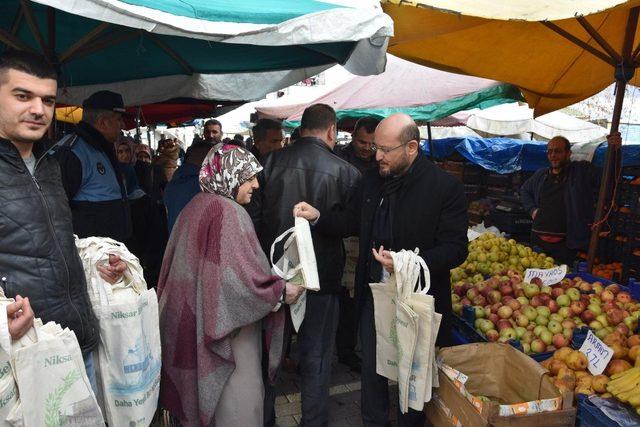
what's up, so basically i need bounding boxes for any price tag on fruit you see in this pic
[578,330,614,375]
[523,265,567,286]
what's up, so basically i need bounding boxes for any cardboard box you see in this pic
[425,343,576,427]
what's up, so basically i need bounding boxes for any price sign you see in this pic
[523,265,567,286]
[578,330,614,375]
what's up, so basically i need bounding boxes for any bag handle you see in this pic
[270,227,301,280]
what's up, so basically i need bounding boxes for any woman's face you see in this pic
[235,176,259,205]
[117,144,132,163]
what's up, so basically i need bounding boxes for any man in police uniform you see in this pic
[55,91,132,241]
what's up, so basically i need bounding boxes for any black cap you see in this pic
[82,90,127,113]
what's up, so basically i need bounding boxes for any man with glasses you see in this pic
[521,134,619,264]
[295,113,468,426]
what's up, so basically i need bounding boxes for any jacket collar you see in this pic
[297,136,333,153]
[76,121,114,154]
[0,137,54,163]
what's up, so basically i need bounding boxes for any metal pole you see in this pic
[427,122,434,160]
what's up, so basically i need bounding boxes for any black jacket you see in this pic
[335,143,377,174]
[249,137,361,294]
[318,154,468,345]
[54,122,132,241]
[0,138,98,352]
[520,161,599,250]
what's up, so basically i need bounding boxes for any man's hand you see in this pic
[97,254,127,284]
[7,295,34,340]
[532,208,539,220]
[284,283,304,305]
[372,246,394,274]
[607,132,622,148]
[293,202,320,222]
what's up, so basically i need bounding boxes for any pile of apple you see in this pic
[541,335,640,397]
[450,233,554,283]
[452,271,640,355]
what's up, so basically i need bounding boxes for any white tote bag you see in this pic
[76,237,161,427]
[270,217,320,331]
[11,320,103,427]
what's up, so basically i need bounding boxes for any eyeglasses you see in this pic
[371,141,412,154]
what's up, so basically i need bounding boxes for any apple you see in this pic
[466,287,480,300]
[486,329,499,342]
[601,290,615,303]
[540,330,553,345]
[587,304,602,316]
[563,328,573,340]
[615,323,630,337]
[596,328,608,340]
[497,319,512,331]
[499,283,514,296]
[539,294,552,305]
[605,284,621,295]
[516,296,529,306]
[453,283,467,296]
[461,297,471,306]
[559,307,573,319]
[524,283,540,298]
[474,306,486,319]
[531,277,543,287]
[596,314,609,327]
[570,300,586,316]
[553,333,569,348]
[566,288,581,301]
[589,295,602,305]
[536,315,549,326]
[547,300,560,314]
[453,303,463,315]
[548,320,563,334]
[536,306,551,318]
[617,292,632,304]
[541,285,552,295]
[624,316,638,331]
[515,314,529,327]
[488,313,499,325]
[515,326,527,339]
[507,299,521,311]
[523,305,538,321]
[550,313,564,323]
[592,282,604,294]
[607,308,625,326]
[562,319,576,330]
[498,306,513,319]
[579,281,592,293]
[522,342,531,354]
[531,339,546,353]
[530,295,543,308]
[534,325,547,337]
[589,320,604,330]
[551,287,565,299]
[521,331,535,344]
[556,294,571,307]
[579,310,594,323]
[478,319,495,333]
[500,327,517,340]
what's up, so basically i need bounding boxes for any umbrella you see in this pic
[383,0,640,270]
[1,0,393,103]
[256,55,522,125]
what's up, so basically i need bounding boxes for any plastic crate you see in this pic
[486,173,512,187]
[576,395,618,427]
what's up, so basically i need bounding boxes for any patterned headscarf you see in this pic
[199,144,262,199]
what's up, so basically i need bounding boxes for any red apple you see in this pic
[579,281,592,293]
[552,333,569,348]
[497,319,513,331]
[617,292,632,304]
[561,319,576,330]
[581,310,597,323]
[547,300,560,314]
[570,300,586,316]
[531,277,543,287]
[605,284,621,295]
[551,287,565,299]
[472,295,487,306]
[500,283,514,296]
[488,313,499,325]
[616,323,630,336]
[531,339,547,353]
[507,299,521,311]
[539,294,551,305]
[601,290,615,302]
[607,308,625,326]
[486,329,499,342]
[530,295,543,308]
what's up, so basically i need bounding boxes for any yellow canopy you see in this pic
[56,106,82,124]
[383,0,640,116]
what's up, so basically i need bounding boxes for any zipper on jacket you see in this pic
[30,161,86,341]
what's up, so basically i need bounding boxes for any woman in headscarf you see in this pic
[158,145,303,426]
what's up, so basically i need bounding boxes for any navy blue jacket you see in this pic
[164,162,201,234]
[520,161,599,250]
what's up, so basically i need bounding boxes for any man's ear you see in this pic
[407,139,419,155]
